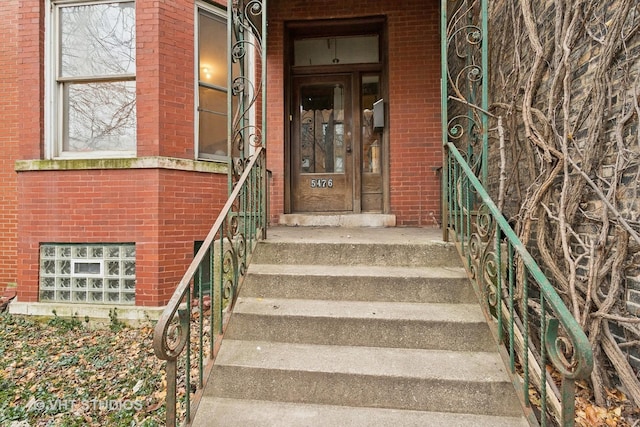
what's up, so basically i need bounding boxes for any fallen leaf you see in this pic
[585,405,598,424]
[146,401,163,412]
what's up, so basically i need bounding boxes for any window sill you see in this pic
[15,156,228,174]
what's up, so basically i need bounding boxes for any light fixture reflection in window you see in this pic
[201,66,212,80]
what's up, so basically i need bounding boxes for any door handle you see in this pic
[345,131,352,154]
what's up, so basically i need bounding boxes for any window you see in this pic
[196,4,238,160]
[193,241,212,295]
[40,244,136,304]
[294,35,380,66]
[47,1,136,158]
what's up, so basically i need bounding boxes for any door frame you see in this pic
[284,16,389,214]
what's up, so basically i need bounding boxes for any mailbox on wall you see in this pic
[373,99,384,129]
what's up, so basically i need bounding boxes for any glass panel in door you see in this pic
[292,75,353,212]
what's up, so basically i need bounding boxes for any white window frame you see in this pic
[45,0,137,160]
[195,2,256,162]
[71,259,104,277]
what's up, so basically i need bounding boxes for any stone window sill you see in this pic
[15,157,228,174]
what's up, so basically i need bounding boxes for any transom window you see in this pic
[47,0,136,158]
[294,35,380,67]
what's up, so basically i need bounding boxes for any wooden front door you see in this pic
[292,75,354,212]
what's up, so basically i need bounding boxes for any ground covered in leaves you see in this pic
[573,382,639,426]
[0,312,169,426]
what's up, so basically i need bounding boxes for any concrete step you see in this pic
[242,264,475,304]
[226,297,495,352]
[202,340,524,418]
[193,397,530,427]
[250,241,459,267]
[190,227,527,426]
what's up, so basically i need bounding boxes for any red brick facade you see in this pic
[0,0,19,294]
[266,0,442,226]
[12,0,227,306]
[16,170,226,305]
[1,0,441,306]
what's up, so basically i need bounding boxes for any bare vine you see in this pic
[489,0,640,411]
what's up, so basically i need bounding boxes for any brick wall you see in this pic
[137,0,196,158]
[17,169,226,306]
[0,0,19,292]
[266,0,442,226]
[17,0,44,161]
[14,0,229,306]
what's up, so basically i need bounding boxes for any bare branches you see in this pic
[491,0,640,412]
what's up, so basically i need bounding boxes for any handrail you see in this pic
[153,146,266,426]
[446,142,593,426]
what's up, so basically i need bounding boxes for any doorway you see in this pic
[286,18,387,214]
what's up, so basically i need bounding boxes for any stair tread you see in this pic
[265,226,446,244]
[247,263,467,278]
[192,397,529,427]
[215,339,511,383]
[194,228,526,423]
[234,297,486,323]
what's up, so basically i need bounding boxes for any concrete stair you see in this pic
[192,227,528,426]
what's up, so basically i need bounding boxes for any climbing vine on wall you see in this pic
[486,0,640,412]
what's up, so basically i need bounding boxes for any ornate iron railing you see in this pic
[153,1,266,426]
[152,147,266,426]
[446,143,593,426]
[442,1,593,426]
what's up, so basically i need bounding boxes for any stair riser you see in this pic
[194,397,530,427]
[251,242,459,267]
[225,314,495,352]
[207,366,523,417]
[241,274,476,304]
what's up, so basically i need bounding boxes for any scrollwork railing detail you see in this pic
[153,147,266,427]
[443,3,592,423]
[445,142,593,426]
[153,2,266,426]
[230,0,264,185]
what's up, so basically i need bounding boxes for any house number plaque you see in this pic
[310,178,333,188]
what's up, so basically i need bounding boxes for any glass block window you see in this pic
[40,244,136,305]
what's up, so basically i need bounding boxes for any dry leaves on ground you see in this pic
[0,311,171,426]
[574,382,640,427]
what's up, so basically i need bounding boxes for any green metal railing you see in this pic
[153,146,266,426]
[442,1,593,425]
[445,143,593,426]
[153,1,266,425]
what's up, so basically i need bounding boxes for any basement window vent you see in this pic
[39,244,136,305]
